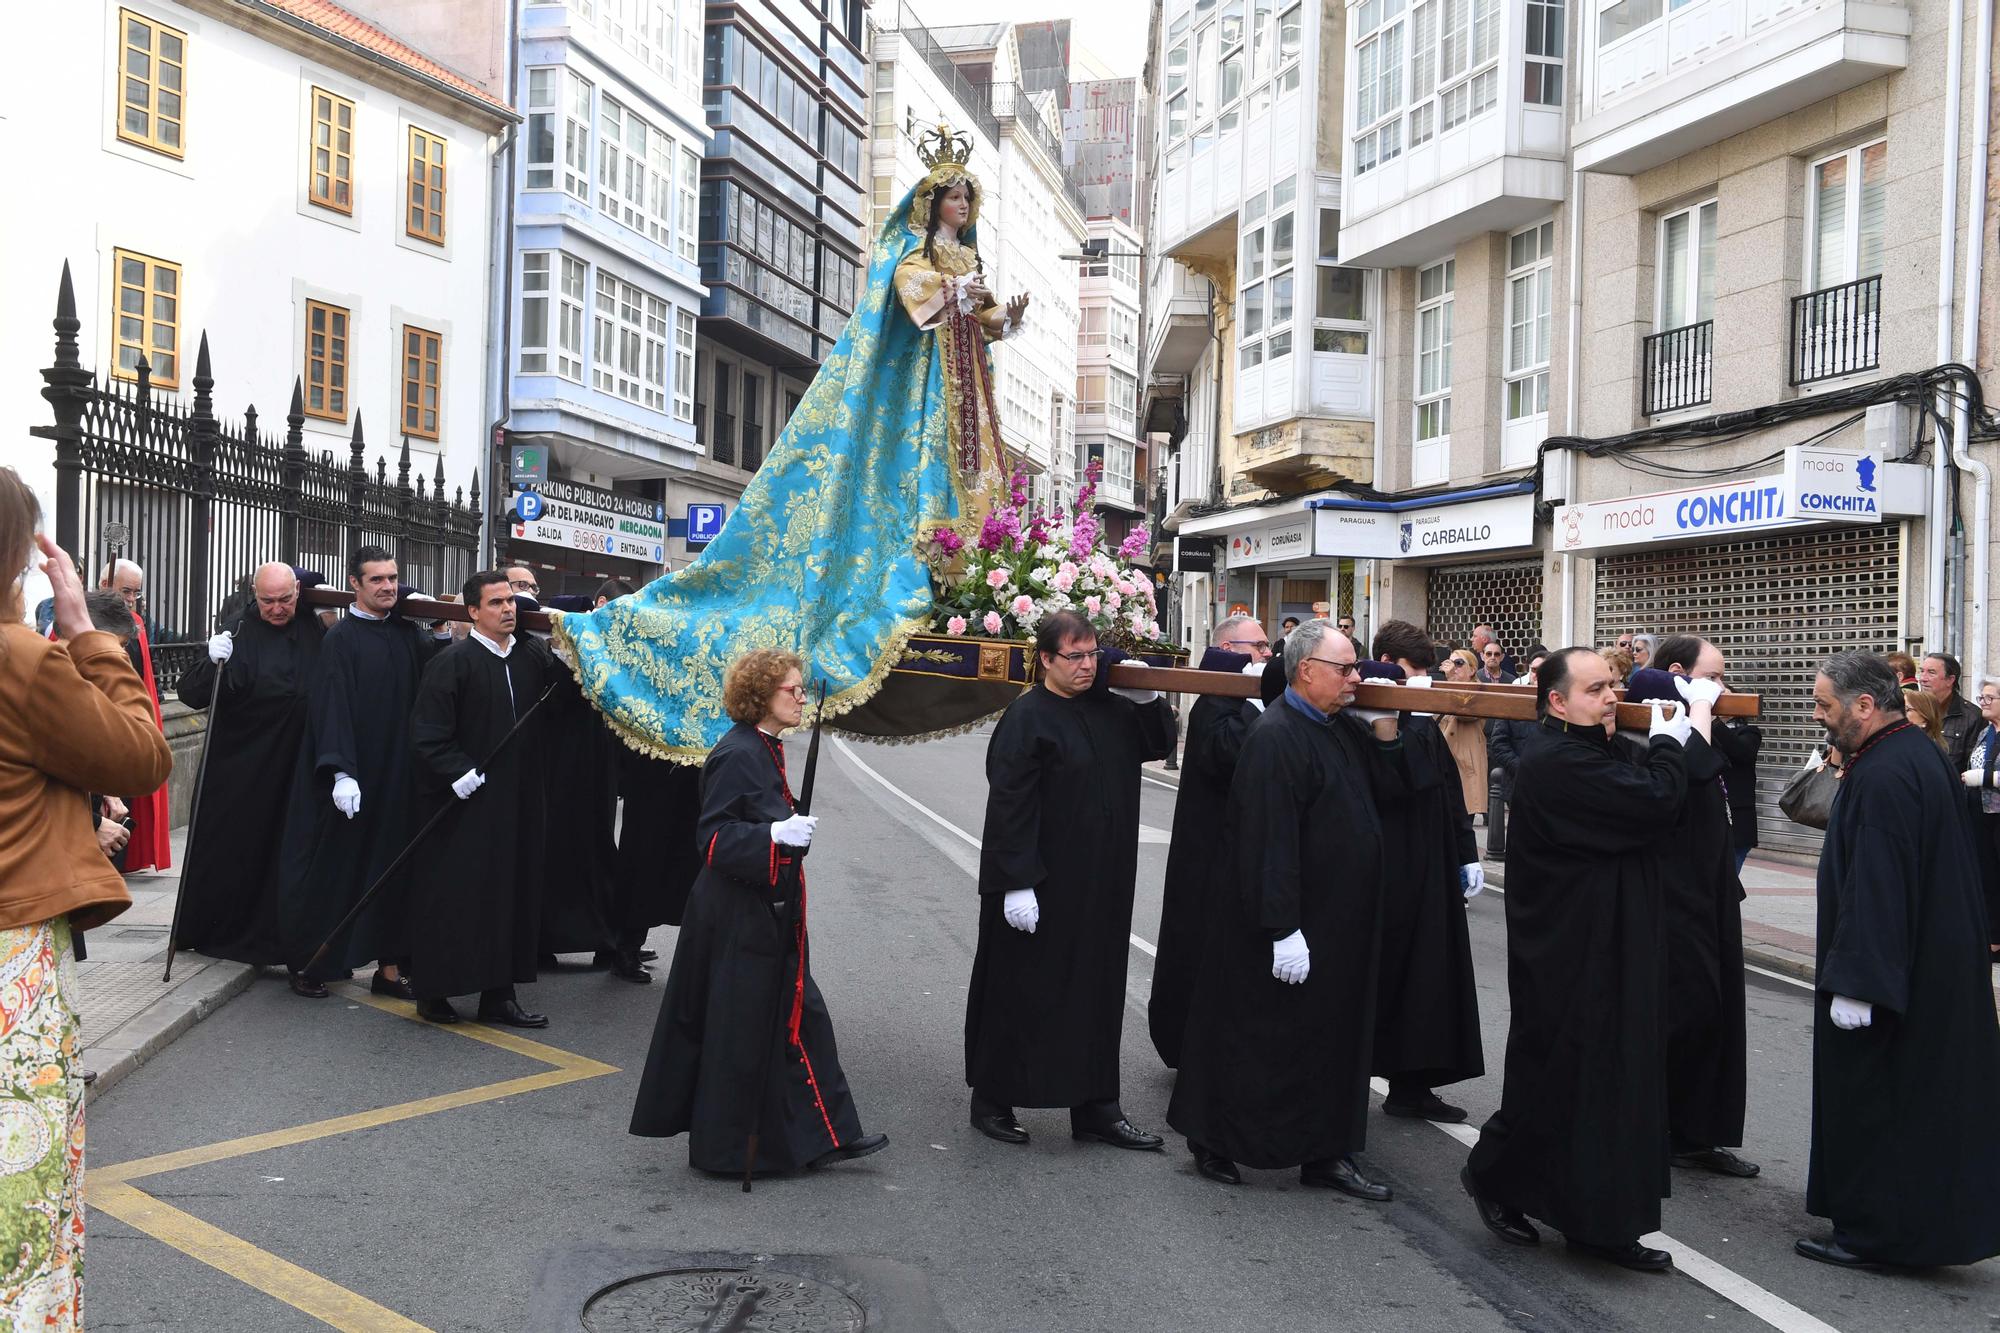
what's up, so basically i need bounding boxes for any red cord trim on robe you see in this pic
[122,616,171,871]
[789,869,840,1147]
[706,831,720,865]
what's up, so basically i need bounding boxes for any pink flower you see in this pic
[1084,595,1102,617]
[1118,526,1150,561]
[985,568,1011,589]
[1106,590,1123,613]
[945,615,968,636]
[932,527,965,555]
[1011,594,1034,617]
[1052,568,1077,593]
[983,610,1004,635]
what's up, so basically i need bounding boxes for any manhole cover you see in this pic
[582,1267,866,1332]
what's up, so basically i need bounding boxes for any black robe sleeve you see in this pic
[978,700,1050,896]
[1520,733,1688,857]
[698,740,784,890]
[1236,721,1313,937]
[409,651,480,787]
[1820,802,1919,1014]
[176,654,218,709]
[1129,696,1178,762]
[1189,700,1256,780]
[309,632,363,781]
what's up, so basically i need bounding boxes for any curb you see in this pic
[85,961,257,1103]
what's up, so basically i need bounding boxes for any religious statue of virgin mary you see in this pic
[553,126,1032,758]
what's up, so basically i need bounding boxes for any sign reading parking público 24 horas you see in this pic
[511,478,666,565]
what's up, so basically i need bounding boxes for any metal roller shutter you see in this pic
[1426,560,1547,661]
[1594,523,1903,857]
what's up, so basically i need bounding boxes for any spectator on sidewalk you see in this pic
[1629,634,1657,670]
[1905,689,1948,751]
[0,468,172,1330]
[1274,615,1301,660]
[1959,680,2000,961]
[93,558,171,874]
[1438,650,1489,824]
[1603,648,1633,688]
[173,563,324,966]
[1476,641,1509,684]
[1886,651,1919,689]
[1713,690,1762,875]
[1919,652,1981,771]
[1487,650,1551,800]
[1799,651,2000,1269]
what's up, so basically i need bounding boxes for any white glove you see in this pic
[1829,995,1874,1030]
[1346,706,1396,725]
[1003,887,1039,933]
[1243,661,1267,713]
[207,631,234,664]
[1964,769,1988,789]
[331,774,361,819]
[771,813,818,848]
[1674,675,1724,707]
[451,768,485,800]
[1648,700,1692,747]
[1460,862,1484,900]
[1404,674,1433,689]
[1272,928,1310,984]
[1110,660,1162,705]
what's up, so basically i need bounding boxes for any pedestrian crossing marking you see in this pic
[90,982,621,1330]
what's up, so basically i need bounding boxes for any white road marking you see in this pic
[1142,776,1180,792]
[1747,964,1815,993]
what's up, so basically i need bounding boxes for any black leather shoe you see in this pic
[1383,1090,1469,1123]
[370,970,416,1001]
[1567,1238,1673,1272]
[477,997,549,1028]
[288,971,329,999]
[1672,1146,1761,1178]
[1794,1236,1878,1269]
[637,948,659,962]
[416,997,460,1024]
[605,953,652,984]
[1462,1166,1540,1245]
[971,1111,1030,1145]
[809,1132,889,1169]
[1302,1155,1392,1201]
[1073,1118,1166,1151]
[1191,1142,1241,1185]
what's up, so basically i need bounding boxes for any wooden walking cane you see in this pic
[160,629,236,983]
[298,680,558,980]
[744,679,829,1193]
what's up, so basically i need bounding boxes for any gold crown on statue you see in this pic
[917,123,975,169]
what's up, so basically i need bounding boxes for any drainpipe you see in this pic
[1560,167,1584,646]
[483,0,522,565]
[1952,0,1993,686]
[1930,0,1967,654]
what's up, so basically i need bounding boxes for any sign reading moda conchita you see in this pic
[511,478,667,565]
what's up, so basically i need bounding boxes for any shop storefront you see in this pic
[506,476,668,600]
[1181,499,1352,647]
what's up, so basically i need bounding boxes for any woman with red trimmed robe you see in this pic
[628,649,887,1175]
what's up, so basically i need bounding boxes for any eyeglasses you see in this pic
[1337,622,1355,631]
[509,578,540,593]
[778,683,809,699]
[1222,638,1270,651]
[1482,648,1501,657]
[1302,656,1361,677]
[1049,648,1104,664]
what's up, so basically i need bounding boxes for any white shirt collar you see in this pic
[470,628,514,658]
[348,603,385,621]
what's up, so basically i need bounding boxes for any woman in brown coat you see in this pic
[1437,648,1490,823]
[0,467,171,1330]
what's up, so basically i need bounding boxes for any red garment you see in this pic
[120,615,172,872]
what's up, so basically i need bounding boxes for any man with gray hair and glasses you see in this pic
[1796,651,2000,1269]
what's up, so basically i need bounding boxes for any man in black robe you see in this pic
[1168,618,1405,1196]
[967,611,1177,1150]
[404,571,562,1027]
[1650,636,1757,1179]
[1797,651,2000,1268]
[174,563,323,963]
[1366,621,1482,1123]
[275,546,447,999]
[1463,647,1691,1272]
[1148,613,1268,1068]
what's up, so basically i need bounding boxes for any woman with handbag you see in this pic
[1779,740,1842,831]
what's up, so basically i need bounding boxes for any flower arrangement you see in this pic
[927,462,1169,649]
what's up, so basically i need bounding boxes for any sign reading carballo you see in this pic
[510,478,666,565]
[1311,492,1536,560]
[1781,445,1882,523]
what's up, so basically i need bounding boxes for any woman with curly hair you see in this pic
[628,649,887,1176]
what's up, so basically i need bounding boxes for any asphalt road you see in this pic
[87,728,2000,1332]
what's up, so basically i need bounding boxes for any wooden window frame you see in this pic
[406,126,447,244]
[111,248,182,389]
[310,87,357,215]
[401,325,442,440]
[118,9,187,159]
[303,299,351,422]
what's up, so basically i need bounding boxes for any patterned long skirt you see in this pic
[0,918,83,1331]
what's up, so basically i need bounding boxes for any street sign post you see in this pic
[687,503,726,548]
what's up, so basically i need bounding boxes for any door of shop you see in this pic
[1426,561,1546,664]
[1260,574,1329,645]
[1594,523,1902,858]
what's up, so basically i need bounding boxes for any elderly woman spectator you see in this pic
[1629,634,1658,671]
[1437,648,1490,823]
[0,466,172,1328]
[1603,648,1634,689]
[1960,680,2000,960]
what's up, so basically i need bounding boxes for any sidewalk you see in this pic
[79,825,257,1101]
[1142,754,1826,984]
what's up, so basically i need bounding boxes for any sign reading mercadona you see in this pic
[510,478,666,566]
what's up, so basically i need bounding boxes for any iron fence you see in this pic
[1790,274,1881,386]
[29,263,483,693]
[1641,319,1713,415]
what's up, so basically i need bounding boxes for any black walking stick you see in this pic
[161,626,239,983]
[300,680,558,980]
[743,679,828,1193]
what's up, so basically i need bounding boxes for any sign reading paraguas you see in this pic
[1551,446,1912,555]
[1311,492,1536,560]
[511,478,666,565]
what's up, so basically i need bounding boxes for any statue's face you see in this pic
[938,182,971,230]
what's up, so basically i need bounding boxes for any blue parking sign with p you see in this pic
[687,503,725,545]
[516,491,545,523]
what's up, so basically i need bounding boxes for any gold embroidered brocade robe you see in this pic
[893,238,1021,523]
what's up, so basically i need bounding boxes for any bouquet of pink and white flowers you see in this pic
[927,462,1169,649]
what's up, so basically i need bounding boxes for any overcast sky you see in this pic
[893,0,1153,82]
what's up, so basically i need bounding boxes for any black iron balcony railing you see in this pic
[1641,319,1713,416]
[1790,274,1881,386]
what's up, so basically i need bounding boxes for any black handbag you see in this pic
[1779,743,1839,830]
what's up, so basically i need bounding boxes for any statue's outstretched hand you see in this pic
[1007,293,1031,324]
